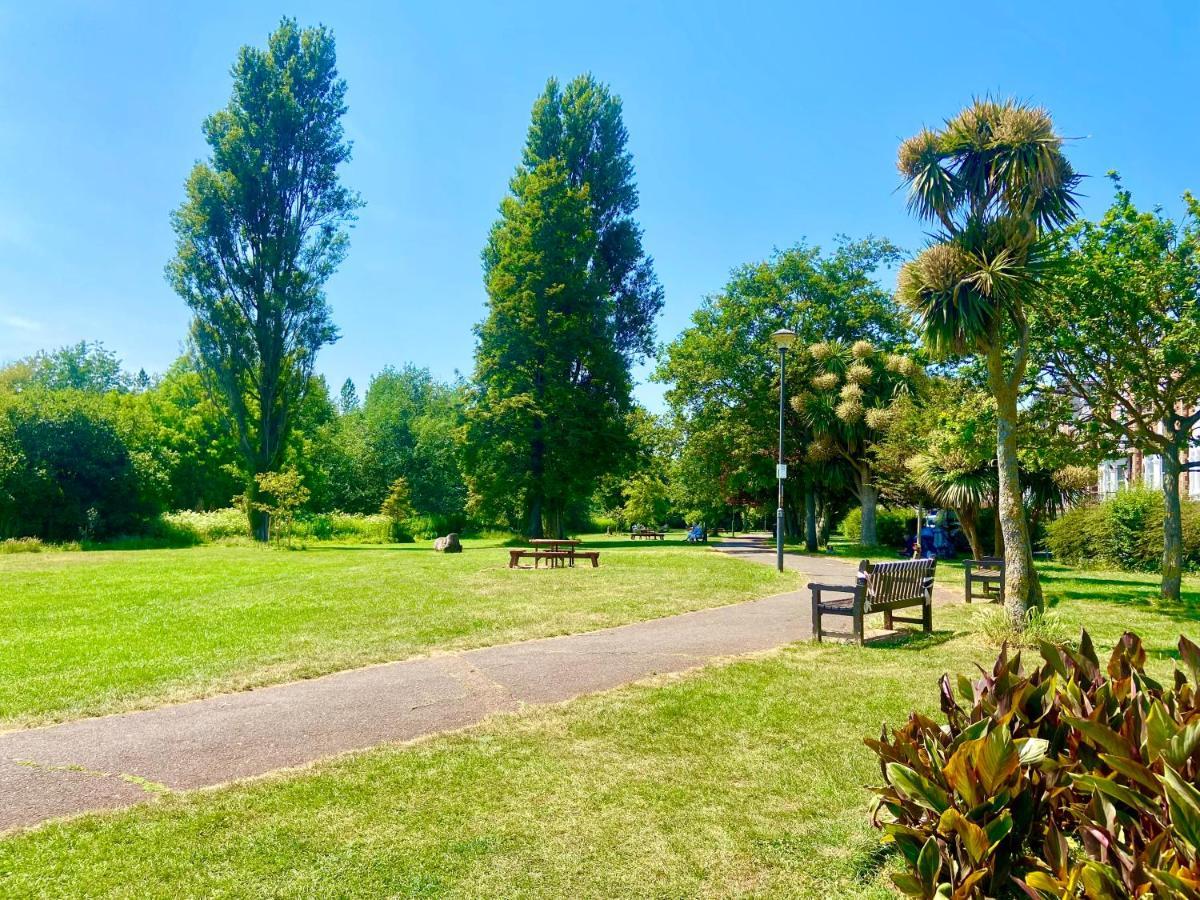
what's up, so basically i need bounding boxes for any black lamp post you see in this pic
[771,328,797,572]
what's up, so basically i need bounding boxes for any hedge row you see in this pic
[840,506,910,548]
[1045,488,1200,571]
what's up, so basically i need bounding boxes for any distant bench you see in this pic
[509,548,600,569]
[629,531,666,541]
[964,556,1004,604]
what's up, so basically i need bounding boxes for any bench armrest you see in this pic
[807,582,857,593]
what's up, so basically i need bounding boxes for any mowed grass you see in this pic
[0,537,793,727]
[0,589,1194,898]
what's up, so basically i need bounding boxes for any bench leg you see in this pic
[590,556,598,568]
[964,575,972,603]
[811,594,822,642]
[923,598,933,633]
[852,605,864,645]
[883,610,894,630]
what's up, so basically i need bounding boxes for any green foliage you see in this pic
[620,473,671,529]
[465,75,660,537]
[249,469,310,546]
[167,18,361,539]
[840,506,909,547]
[1047,490,1200,573]
[0,389,159,541]
[656,238,907,536]
[160,508,251,543]
[15,341,130,393]
[0,537,50,554]
[380,476,416,542]
[868,631,1200,898]
[975,607,1071,649]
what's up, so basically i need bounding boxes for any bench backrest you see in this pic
[858,558,936,611]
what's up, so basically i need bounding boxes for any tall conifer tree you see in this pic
[466,76,662,536]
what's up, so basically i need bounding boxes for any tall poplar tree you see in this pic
[465,75,662,536]
[167,19,361,540]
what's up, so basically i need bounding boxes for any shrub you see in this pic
[975,607,1071,649]
[0,537,47,554]
[841,506,909,548]
[1046,488,1200,572]
[160,508,250,543]
[867,630,1200,898]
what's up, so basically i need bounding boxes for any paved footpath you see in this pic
[0,537,936,832]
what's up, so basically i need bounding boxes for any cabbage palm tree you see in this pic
[908,450,993,559]
[896,98,1081,622]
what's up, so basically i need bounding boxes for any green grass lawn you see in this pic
[0,537,793,727]
[0,583,1195,898]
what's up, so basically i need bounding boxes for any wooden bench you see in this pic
[630,531,666,540]
[810,558,936,644]
[508,548,601,569]
[964,556,1004,604]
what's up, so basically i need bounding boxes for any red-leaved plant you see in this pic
[866,630,1200,898]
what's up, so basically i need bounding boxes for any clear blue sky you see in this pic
[1,1,1196,409]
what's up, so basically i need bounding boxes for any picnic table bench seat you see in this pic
[508,548,600,569]
[810,557,936,644]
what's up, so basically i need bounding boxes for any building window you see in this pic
[1144,454,1163,490]
[1099,459,1128,499]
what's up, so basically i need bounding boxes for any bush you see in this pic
[975,607,1071,649]
[1046,488,1200,572]
[0,537,47,554]
[160,508,250,543]
[867,630,1200,897]
[840,506,909,548]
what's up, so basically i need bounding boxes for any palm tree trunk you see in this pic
[857,467,878,545]
[1162,443,1183,604]
[991,373,1042,621]
[958,504,983,560]
[805,490,818,551]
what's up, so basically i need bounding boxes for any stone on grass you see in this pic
[434,533,462,553]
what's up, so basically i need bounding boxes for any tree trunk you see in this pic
[859,474,879,546]
[527,494,543,539]
[805,490,818,552]
[1161,444,1183,604]
[245,478,270,542]
[958,504,983,560]
[991,371,1042,621]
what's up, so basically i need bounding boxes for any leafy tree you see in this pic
[358,366,466,523]
[794,340,925,545]
[466,76,659,537]
[20,341,128,393]
[249,468,308,546]
[0,390,156,540]
[1040,178,1200,602]
[337,378,360,414]
[896,98,1081,621]
[522,75,663,363]
[380,476,416,542]
[657,239,906,546]
[166,18,362,541]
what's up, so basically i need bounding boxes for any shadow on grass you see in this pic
[849,837,897,883]
[865,629,958,651]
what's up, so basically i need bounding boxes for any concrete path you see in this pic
[0,584,814,833]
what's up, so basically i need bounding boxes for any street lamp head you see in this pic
[770,328,797,351]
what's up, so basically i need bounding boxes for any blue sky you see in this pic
[1,1,1196,409]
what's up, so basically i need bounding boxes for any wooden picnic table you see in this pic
[529,538,583,567]
[629,530,666,540]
